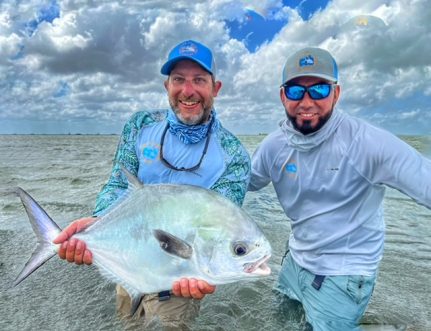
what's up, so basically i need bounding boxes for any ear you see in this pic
[279,87,285,102]
[164,79,169,91]
[153,229,193,259]
[212,80,222,97]
[279,87,288,108]
[333,84,341,105]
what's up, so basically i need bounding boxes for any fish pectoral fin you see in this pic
[153,229,193,259]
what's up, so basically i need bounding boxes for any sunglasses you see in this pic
[282,83,335,101]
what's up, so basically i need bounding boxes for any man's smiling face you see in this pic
[165,60,222,125]
[280,76,340,135]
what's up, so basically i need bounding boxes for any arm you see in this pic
[352,129,431,208]
[248,137,272,192]
[210,128,251,206]
[248,146,271,191]
[93,112,155,216]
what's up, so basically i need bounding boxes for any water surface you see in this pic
[0,134,430,330]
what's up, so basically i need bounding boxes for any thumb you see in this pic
[52,217,96,244]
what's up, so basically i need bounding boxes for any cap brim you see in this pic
[283,73,337,85]
[161,56,213,75]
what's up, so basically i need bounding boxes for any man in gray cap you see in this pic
[52,40,250,328]
[249,47,431,330]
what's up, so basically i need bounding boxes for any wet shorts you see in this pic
[116,284,200,330]
[275,252,376,331]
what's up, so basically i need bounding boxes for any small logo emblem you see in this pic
[285,163,297,173]
[179,42,198,56]
[141,143,160,164]
[299,55,315,67]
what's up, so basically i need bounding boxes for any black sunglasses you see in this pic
[159,123,211,172]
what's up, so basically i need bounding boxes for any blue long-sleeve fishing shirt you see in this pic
[94,110,250,216]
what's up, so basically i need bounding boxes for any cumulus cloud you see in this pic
[0,0,430,135]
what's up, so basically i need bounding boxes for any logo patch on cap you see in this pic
[299,55,315,67]
[179,42,198,56]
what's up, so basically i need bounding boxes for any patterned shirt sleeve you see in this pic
[210,127,251,206]
[93,111,156,216]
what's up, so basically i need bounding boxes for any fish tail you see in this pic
[13,187,62,287]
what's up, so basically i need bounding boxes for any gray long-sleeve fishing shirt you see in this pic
[250,110,431,276]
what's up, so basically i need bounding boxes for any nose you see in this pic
[181,80,195,97]
[299,91,314,108]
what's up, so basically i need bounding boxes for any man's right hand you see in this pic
[53,217,97,265]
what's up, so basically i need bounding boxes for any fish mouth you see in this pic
[243,255,271,276]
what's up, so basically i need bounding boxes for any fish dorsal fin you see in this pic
[153,229,193,259]
[120,165,144,191]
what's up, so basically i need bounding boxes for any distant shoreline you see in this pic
[0,133,270,137]
[0,133,428,137]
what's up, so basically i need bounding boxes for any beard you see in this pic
[287,108,333,135]
[169,97,213,125]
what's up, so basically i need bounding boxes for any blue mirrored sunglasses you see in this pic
[282,83,335,101]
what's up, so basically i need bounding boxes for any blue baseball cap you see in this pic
[160,40,216,76]
[282,47,338,85]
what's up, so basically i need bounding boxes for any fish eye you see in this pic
[233,242,248,256]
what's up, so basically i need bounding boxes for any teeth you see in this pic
[180,100,199,106]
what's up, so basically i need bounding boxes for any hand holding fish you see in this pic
[172,278,216,300]
[53,217,96,265]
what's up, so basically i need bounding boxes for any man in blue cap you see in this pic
[249,47,431,330]
[53,40,250,327]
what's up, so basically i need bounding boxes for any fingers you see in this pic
[82,249,93,265]
[54,217,96,265]
[53,222,78,244]
[172,278,216,300]
[66,238,78,263]
[172,280,181,297]
[53,217,96,244]
[58,241,68,260]
[57,239,93,265]
[197,280,216,295]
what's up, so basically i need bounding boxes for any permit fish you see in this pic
[12,169,271,314]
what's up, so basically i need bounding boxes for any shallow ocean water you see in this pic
[0,134,430,331]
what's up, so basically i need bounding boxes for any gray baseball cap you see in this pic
[281,47,338,85]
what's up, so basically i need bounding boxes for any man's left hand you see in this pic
[172,278,216,300]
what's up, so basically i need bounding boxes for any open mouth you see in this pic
[179,100,200,107]
[243,255,271,276]
[298,112,317,120]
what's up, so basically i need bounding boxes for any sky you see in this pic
[0,0,430,135]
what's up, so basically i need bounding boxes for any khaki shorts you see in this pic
[116,284,200,329]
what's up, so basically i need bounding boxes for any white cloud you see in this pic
[0,0,430,135]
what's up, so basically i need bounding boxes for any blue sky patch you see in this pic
[25,0,60,36]
[226,0,331,52]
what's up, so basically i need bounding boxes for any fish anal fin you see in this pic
[153,229,193,259]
